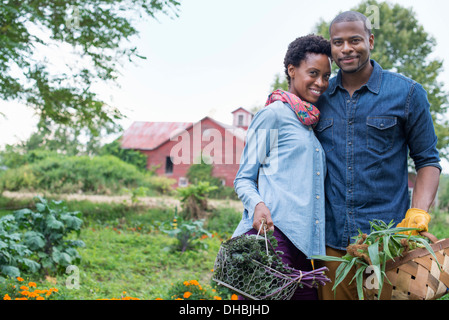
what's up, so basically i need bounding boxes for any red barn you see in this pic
[120,108,254,188]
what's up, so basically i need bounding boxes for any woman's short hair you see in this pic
[284,34,331,86]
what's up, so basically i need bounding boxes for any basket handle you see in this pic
[420,231,439,244]
[256,218,269,256]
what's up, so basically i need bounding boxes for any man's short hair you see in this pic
[329,11,372,36]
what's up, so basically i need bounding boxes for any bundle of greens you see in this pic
[312,219,440,300]
[213,231,330,300]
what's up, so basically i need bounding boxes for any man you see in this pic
[315,11,441,300]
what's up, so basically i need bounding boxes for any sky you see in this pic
[1,0,449,168]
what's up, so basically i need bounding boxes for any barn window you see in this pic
[165,156,173,174]
[238,114,244,126]
[179,177,188,187]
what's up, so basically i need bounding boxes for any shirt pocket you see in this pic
[366,116,397,155]
[314,118,334,152]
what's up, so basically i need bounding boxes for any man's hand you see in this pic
[253,202,274,234]
[397,208,431,235]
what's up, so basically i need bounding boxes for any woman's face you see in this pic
[288,53,331,103]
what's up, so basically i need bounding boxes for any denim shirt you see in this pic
[315,60,442,251]
[232,101,327,258]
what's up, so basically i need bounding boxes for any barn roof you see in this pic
[121,117,247,151]
[120,121,193,150]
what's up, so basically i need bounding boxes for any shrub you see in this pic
[0,215,39,279]
[0,155,162,195]
[160,210,211,252]
[0,165,37,191]
[12,196,85,276]
[177,181,218,220]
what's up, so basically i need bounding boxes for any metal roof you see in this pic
[121,117,248,151]
[120,121,193,150]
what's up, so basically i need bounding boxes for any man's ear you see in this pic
[369,33,374,51]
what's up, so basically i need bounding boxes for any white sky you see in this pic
[1,0,449,169]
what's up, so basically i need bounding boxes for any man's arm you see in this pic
[411,166,441,211]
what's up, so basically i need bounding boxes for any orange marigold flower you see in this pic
[183,281,190,286]
[17,277,24,282]
[3,294,11,300]
[20,291,30,296]
[175,298,183,300]
[36,296,45,300]
[231,294,238,300]
[213,296,222,300]
[189,280,199,286]
[155,297,163,300]
[183,292,192,299]
[28,282,37,288]
[20,286,29,291]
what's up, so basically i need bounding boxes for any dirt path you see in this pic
[2,191,244,211]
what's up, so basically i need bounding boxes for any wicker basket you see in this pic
[364,232,449,300]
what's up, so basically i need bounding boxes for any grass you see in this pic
[57,227,223,300]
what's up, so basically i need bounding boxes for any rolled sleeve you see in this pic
[234,106,279,219]
[406,83,442,172]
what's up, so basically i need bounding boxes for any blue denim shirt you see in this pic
[315,60,442,250]
[232,101,327,258]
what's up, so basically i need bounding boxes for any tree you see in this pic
[272,0,449,158]
[0,0,180,144]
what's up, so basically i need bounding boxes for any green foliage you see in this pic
[186,160,238,200]
[1,0,180,143]
[0,214,38,279]
[0,155,150,194]
[13,196,85,276]
[100,140,148,171]
[206,207,242,239]
[147,175,176,195]
[161,209,211,252]
[0,196,85,279]
[177,181,218,220]
[0,165,37,191]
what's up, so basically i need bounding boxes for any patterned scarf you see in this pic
[265,89,320,127]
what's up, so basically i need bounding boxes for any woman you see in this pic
[232,34,332,300]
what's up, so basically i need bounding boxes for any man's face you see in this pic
[329,20,374,73]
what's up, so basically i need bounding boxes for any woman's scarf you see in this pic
[265,89,320,127]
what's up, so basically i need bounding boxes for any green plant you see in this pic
[0,215,39,279]
[312,219,440,300]
[13,196,85,275]
[0,276,61,300]
[177,181,218,220]
[121,186,150,207]
[164,279,223,300]
[160,210,211,252]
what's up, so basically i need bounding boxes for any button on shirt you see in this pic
[315,60,441,250]
[232,101,326,258]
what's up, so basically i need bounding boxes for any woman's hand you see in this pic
[253,202,274,234]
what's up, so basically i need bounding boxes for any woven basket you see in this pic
[364,232,449,300]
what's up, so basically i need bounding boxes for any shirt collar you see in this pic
[329,59,382,96]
